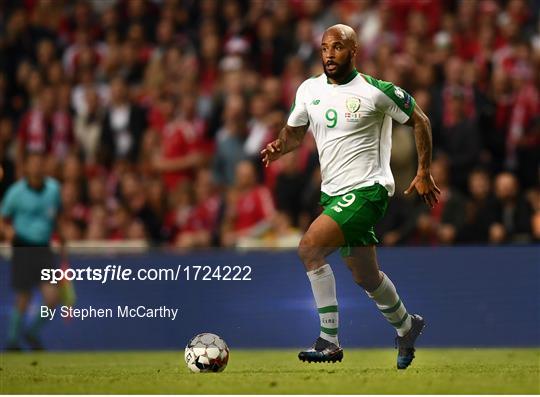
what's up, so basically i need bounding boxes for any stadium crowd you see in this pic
[0,0,539,247]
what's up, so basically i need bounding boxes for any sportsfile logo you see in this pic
[41,265,253,284]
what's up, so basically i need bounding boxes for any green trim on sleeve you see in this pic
[362,74,416,117]
[289,98,296,113]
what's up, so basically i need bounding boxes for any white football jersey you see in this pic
[287,69,415,197]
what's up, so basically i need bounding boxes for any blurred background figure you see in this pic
[221,160,275,247]
[100,76,146,167]
[490,172,533,244]
[212,94,248,187]
[0,152,62,350]
[409,157,466,246]
[458,168,498,244]
[175,168,221,248]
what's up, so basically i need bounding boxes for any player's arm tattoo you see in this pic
[278,124,308,154]
[406,105,432,175]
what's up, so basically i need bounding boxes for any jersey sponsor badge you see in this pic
[345,97,361,122]
[345,97,361,113]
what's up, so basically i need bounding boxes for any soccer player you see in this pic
[261,24,440,369]
[1,151,63,350]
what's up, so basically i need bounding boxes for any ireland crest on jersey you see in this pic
[346,97,361,113]
[345,97,361,122]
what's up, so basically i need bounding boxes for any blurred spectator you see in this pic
[274,151,306,227]
[145,179,169,243]
[505,59,540,188]
[85,204,108,240]
[432,57,477,133]
[251,15,287,76]
[291,19,318,67]
[16,86,74,174]
[212,94,248,187]
[439,87,481,192]
[409,157,466,245]
[175,169,221,248]
[299,165,322,232]
[74,88,103,165]
[152,94,208,192]
[166,181,195,242]
[489,68,514,171]
[60,180,88,232]
[0,118,16,196]
[118,171,161,243]
[87,176,109,207]
[261,76,287,112]
[109,204,132,241]
[244,92,272,159]
[221,160,275,247]
[100,76,146,166]
[376,195,419,246]
[490,172,533,243]
[458,168,499,244]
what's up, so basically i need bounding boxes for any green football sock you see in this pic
[366,272,412,336]
[307,264,339,345]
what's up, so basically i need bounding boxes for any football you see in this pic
[184,333,229,373]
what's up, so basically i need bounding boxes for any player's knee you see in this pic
[297,236,324,267]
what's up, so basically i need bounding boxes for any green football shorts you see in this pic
[320,183,389,257]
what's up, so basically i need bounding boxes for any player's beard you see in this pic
[323,52,353,81]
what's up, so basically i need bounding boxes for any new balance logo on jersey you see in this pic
[311,99,320,105]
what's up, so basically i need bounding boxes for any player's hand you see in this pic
[404,172,441,208]
[260,139,284,167]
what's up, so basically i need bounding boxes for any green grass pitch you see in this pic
[1,348,539,394]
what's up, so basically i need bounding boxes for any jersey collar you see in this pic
[326,68,359,85]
